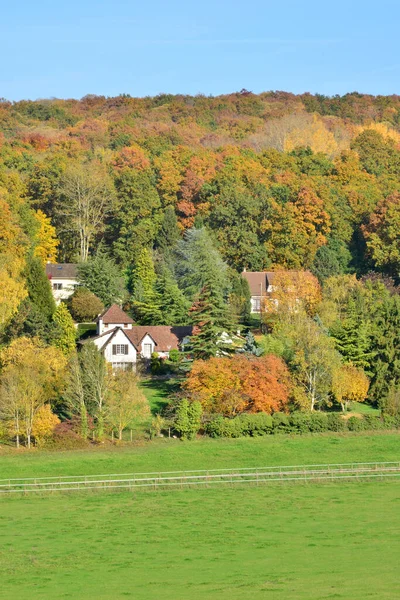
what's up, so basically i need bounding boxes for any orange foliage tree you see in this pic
[184,354,292,416]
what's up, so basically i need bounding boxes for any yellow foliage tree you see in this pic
[33,209,59,264]
[0,338,66,447]
[332,364,370,412]
[0,198,27,331]
[263,270,322,329]
[32,404,60,446]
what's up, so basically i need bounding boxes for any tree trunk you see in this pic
[15,433,19,449]
[119,428,123,441]
[27,433,31,449]
[341,402,345,412]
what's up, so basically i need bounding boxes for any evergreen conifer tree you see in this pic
[77,250,125,306]
[52,303,76,356]
[189,276,236,360]
[25,255,56,318]
[131,248,163,324]
[155,263,190,325]
[155,206,181,254]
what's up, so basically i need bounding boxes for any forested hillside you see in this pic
[0,91,399,446]
[1,90,400,275]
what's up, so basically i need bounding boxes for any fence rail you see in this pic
[1,461,400,495]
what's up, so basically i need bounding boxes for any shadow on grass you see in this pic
[140,378,181,414]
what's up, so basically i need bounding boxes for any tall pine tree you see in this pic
[189,276,235,360]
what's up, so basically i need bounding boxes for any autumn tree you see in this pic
[33,209,59,264]
[0,337,66,447]
[106,370,150,440]
[332,364,370,412]
[184,355,291,416]
[56,163,115,261]
[362,193,400,276]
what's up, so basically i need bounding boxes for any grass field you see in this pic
[1,434,400,599]
[1,481,400,599]
[1,432,400,479]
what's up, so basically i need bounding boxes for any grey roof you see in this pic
[46,263,78,279]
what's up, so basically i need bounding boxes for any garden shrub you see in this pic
[290,412,312,434]
[347,416,366,432]
[240,413,273,436]
[327,412,347,432]
[308,412,329,432]
[272,412,290,432]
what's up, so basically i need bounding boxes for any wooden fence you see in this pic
[1,461,400,495]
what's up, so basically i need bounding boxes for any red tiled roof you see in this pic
[97,304,134,325]
[125,326,192,352]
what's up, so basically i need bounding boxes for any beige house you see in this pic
[46,263,79,304]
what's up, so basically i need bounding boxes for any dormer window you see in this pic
[124,323,129,328]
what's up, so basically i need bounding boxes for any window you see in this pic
[143,343,152,358]
[112,344,129,356]
[53,283,62,290]
[104,323,109,329]
[124,323,129,328]
[112,362,132,371]
[254,298,261,312]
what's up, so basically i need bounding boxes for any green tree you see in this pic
[155,263,190,325]
[189,278,235,360]
[130,248,163,324]
[174,399,202,440]
[52,303,76,357]
[25,255,56,319]
[69,288,104,322]
[229,271,251,323]
[155,205,181,254]
[112,170,161,266]
[175,227,231,300]
[77,250,126,306]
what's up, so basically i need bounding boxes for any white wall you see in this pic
[50,278,78,304]
[104,329,137,365]
[98,319,133,335]
[140,334,156,358]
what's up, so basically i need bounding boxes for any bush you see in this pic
[308,412,329,433]
[242,413,273,436]
[363,415,384,431]
[174,399,202,440]
[347,416,366,432]
[205,416,244,438]
[272,412,290,433]
[290,412,312,434]
[327,413,347,432]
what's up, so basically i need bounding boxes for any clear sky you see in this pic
[2,0,399,101]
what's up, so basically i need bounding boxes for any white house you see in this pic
[90,305,192,369]
[46,263,79,304]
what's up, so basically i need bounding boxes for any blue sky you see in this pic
[2,0,399,100]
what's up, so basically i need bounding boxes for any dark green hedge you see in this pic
[205,412,400,438]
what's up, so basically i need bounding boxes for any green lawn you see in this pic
[1,432,399,480]
[1,480,399,599]
[139,377,180,413]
